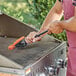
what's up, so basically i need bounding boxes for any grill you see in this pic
[0,12,66,76]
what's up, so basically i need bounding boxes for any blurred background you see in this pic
[0,0,67,41]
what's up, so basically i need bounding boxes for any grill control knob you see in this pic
[48,67,57,75]
[56,59,67,68]
[45,66,57,76]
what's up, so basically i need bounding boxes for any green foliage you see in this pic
[51,31,67,41]
[27,0,56,25]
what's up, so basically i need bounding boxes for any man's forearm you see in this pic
[40,0,63,32]
[59,16,76,32]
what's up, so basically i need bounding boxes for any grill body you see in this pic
[0,13,66,76]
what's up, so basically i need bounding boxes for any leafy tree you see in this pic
[27,0,56,25]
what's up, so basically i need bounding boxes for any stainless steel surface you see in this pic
[0,36,60,69]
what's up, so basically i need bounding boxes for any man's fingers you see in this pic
[47,30,51,34]
[33,37,41,42]
[25,37,33,43]
[25,38,33,43]
[27,37,33,41]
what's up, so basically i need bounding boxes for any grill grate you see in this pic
[0,36,60,68]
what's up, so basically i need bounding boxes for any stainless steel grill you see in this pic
[0,12,66,76]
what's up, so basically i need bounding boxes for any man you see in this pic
[25,0,76,76]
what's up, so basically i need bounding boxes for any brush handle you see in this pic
[35,30,48,38]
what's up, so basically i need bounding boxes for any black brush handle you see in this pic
[35,30,48,38]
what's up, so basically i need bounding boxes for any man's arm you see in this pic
[59,7,76,32]
[40,0,63,32]
[25,0,63,43]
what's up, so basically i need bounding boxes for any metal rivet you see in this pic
[72,2,76,6]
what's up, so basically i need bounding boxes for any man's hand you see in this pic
[47,21,64,34]
[25,31,41,43]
